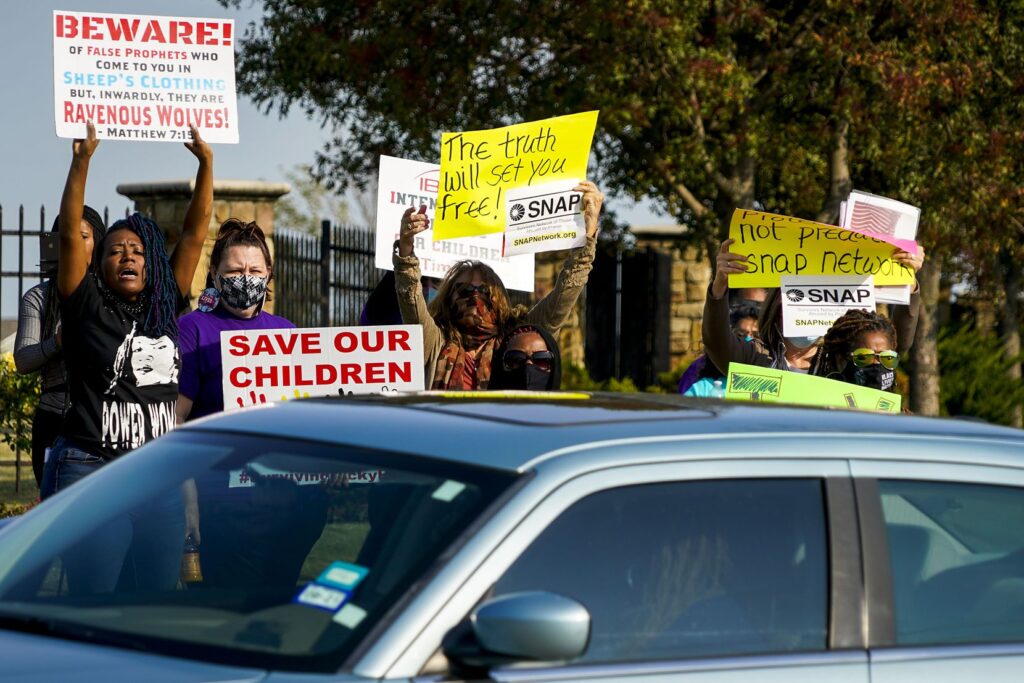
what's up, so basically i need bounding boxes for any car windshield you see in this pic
[0,430,514,672]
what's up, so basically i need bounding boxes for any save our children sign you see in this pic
[221,326,425,410]
[53,10,239,143]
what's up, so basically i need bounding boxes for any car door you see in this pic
[851,445,1024,682]
[403,458,869,683]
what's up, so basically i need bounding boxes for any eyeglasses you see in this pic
[455,283,491,300]
[503,350,554,373]
[850,348,899,370]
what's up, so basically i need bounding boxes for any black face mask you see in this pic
[844,363,895,391]
[504,364,552,391]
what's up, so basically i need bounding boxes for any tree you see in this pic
[274,164,377,233]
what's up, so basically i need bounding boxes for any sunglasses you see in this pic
[503,350,554,373]
[455,283,491,299]
[850,348,899,370]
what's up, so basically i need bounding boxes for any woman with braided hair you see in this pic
[811,309,900,392]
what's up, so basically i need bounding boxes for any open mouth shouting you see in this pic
[118,266,140,282]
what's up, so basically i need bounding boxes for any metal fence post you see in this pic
[320,220,331,327]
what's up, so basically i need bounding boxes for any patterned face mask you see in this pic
[219,274,268,310]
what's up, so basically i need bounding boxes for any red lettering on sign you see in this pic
[334,332,357,353]
[228,334,249,356]
[390,362,412,383]
[363,331,384,352]
[230,366,251,388]
[300,333,321,354]
[316,364,338,384]
[365,362,385,383]
[388,329,411,351]
[340,364,363,383]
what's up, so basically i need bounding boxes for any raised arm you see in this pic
[395,207,441,361]
[526,181,603,332]
[57,122,99,298]
[170,125,213,298]
[13,285,58,374]
[891,245,926,353]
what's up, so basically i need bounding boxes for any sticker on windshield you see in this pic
[294,583,351,612]
[432,480,467,502]
[316,561,369,591]
[228,467,386,488]
[333,603,368,629]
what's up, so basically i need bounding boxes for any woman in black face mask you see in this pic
[811,309,899,391]
[489,324,562,391]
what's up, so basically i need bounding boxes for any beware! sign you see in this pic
[780,275,876,338]
[221,325,424,410]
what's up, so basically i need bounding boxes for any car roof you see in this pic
[181,392,1024,472]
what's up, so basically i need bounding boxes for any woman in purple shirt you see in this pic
[175,220,326,588]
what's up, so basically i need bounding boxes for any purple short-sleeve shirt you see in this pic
[178,306,295,420]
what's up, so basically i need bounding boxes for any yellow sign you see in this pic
[725,362,901,413]
[433,111,599,241]
[727,209,916,288]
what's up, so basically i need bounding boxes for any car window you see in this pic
[491,479,828,664]
[0,431,514,673]
[880,479,1024,646]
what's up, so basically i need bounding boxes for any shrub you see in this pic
[0,353,39,455]
[938,325,1024,426]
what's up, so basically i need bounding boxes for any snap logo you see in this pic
[509,203,526,222]
[786,289,805,303]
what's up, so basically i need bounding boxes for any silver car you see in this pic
[1,393,1023,682]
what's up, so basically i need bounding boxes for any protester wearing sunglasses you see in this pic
[394,181,603,390]
[811,309,900,391]
[490,324,562,391]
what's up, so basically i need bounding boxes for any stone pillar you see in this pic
[116,180,290,311]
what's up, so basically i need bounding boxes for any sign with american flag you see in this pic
[840,190,920,253]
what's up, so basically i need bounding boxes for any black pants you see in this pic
[31,408,63,488]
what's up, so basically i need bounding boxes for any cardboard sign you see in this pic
[503,179,586,256]
[727,209,915,288]
[374,155,534,292]
[434,111,598,241]
[53,10,239,143]
[725,362,901,413]
[781,275,876,338]
[221,326,424,410]
[840,190,920,254]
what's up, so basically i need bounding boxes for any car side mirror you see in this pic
[443,591,590,672]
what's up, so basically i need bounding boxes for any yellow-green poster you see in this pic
[433,111,599,242]
[727,209,916,288]
[725,362,901,413]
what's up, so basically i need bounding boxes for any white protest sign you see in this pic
[502,179,586,256]
[875,285,911,306]
[53,10,239,143]
[375,155,535,291]
[221,325,424,411]
[841,190,919,248]
[781,275,876,337]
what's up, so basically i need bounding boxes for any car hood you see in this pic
[0,628,267,682]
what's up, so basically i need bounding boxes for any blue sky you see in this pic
[0,0,668,314]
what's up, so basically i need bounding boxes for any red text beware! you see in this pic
[55,15,232,46]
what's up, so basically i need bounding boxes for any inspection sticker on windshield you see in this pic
[316,561,369,591]
[294,583,350,612]
[432,480,467,502]
[333,603,368,629]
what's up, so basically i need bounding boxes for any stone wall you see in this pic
[117,180,291,312]
[533,249,586,367]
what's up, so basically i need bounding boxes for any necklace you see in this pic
[95,273,147,317]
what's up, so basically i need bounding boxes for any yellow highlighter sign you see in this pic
[433,111,599,242]
[727,209,916,288]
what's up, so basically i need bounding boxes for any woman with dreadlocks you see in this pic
[14,208,105,487]
[40,122,211,595]
[46,121,212,497]
[395,181,603,389]
[810,309,900,392]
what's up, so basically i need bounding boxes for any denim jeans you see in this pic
[45,437,185,596]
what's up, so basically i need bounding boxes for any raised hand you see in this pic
[574,180,604,238]
[711,238,751,299]
[398,205,429,257]
[73,121,99,161]
[892,245,926,274]
[184,125,213,165]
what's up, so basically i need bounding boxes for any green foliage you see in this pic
[274,165,359,234]
[0,502,34,519]
[0,354,39,455]
[562,363,639,393]
[645,359,696,394]
[938,325,1024,426]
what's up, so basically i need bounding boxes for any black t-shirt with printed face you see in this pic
[61,273,181,460]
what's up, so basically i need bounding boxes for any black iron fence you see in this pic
[275,221,385,327]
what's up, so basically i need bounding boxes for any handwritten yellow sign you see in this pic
[433,111,599,241]
[725,362,901,413]
[727,209,915,288]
